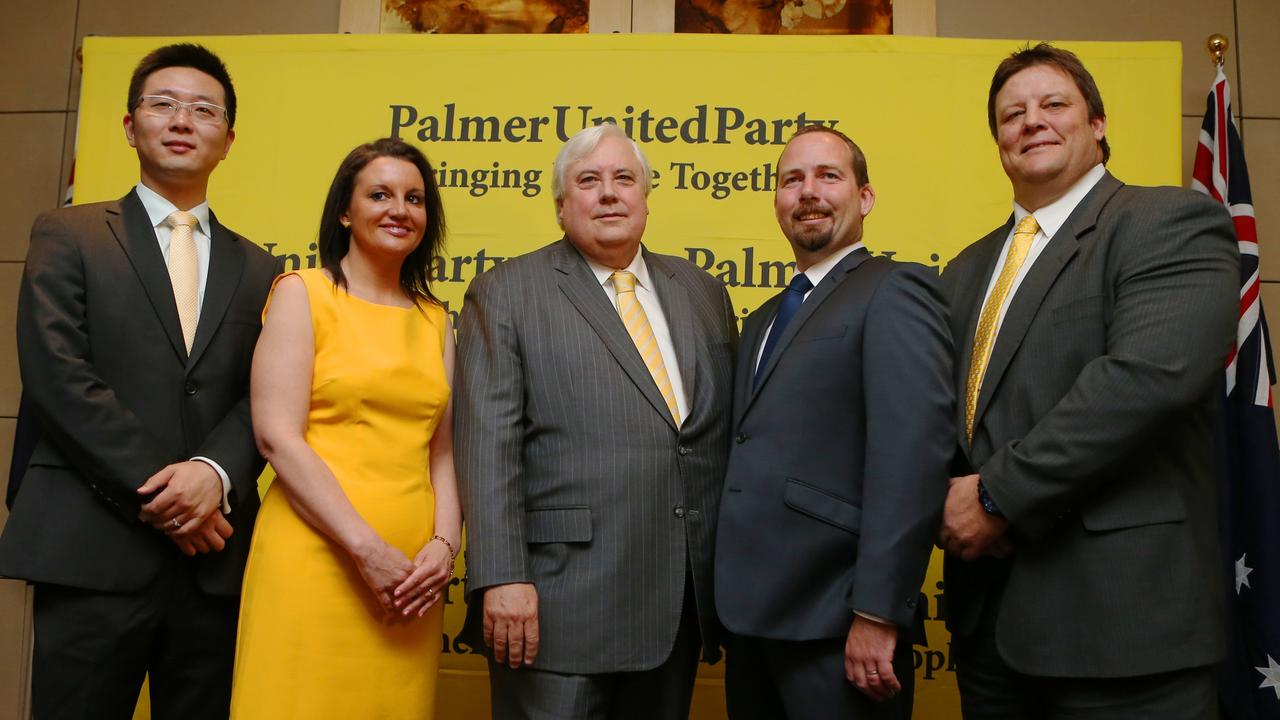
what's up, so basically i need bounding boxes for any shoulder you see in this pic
[1105,183,1228,222]
[869,259,944,305]
[30,200,116,238]
[648,250,725,295]
[466,240,561,296]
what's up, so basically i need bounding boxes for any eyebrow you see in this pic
[147,89,220,103]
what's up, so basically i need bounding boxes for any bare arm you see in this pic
[251,274,410,611]
[396,314,463,617]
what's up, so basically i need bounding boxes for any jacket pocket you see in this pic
[525,506,593,543]
[1080,492,1186,531]
[783,479,861,534]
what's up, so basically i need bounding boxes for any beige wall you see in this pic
[0,0,1275,716]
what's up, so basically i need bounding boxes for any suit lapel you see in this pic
[971,173,1120,434]
[733,295,778,428]
[552,240,678,431]
[741,247,871,418]
[647,251,698,425]
[188,211,245,369]
[108,190,187,362]
[953,220,1012,448]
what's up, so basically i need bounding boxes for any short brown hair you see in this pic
[987,43,1109,163]
[784,125,871,186]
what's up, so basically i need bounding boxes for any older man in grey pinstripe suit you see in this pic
[455,123,738,719]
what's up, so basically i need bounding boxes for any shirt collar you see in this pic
[135,182,211,236]
[586,246,652,290]
[1012,163,1105,239]
[800,241,864,289]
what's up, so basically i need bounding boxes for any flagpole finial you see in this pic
[1207,34,1229,67]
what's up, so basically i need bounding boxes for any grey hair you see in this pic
[551,123,652,205]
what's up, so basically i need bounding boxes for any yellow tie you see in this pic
[612,271,681,425]
[965,214,1039,440]
[167,210,199,353]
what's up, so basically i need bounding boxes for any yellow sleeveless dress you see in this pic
[231,269,449,719]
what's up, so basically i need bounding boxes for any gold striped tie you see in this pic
[612,271,681,425]
[167,210,199,353]
[965,214,1039,440]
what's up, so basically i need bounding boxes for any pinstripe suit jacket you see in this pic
[455,238,738,673]
[939,172,1238,677]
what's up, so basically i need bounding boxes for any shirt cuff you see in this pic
[191,456,232,514]
[854,610,892,625]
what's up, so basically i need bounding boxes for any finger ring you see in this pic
[170,518,181,529]
[867,669,879,675]
[427,587,434,595]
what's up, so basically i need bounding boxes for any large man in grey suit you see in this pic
[714,126,953,719]
[938,44,1239,718]
[455,123,738,719]
[0,44,278,718]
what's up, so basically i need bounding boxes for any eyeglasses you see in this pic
[135,95,227,125]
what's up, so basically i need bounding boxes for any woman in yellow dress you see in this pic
[230,138,460,718]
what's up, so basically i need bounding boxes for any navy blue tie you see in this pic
[755,272,813,387]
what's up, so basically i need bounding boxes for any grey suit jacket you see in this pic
[940,172,1238,677]
[715,248,953,641]
[454,238,738,673]
[0,190,279,596]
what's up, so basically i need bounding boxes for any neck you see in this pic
[140,173,208,211]
[1012,184,1068,213]
[340,249,406,304]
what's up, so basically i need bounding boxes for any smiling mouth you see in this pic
[381,225,412,236]
[1022,141,1058,153]
[796,211,830,222]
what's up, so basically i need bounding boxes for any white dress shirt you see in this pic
[136,182,233,513]
[978,164,1106,338]
[586,249,691,425]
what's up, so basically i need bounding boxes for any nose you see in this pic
[1022,105,1047,131]
[599,177,619,201]
[168,107,195,131]
[388,197,408,217]
[799,174,818,198]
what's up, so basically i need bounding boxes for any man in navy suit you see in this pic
[715,125,954,719]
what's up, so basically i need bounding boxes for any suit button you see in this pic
[673,505,686,518]
[678,446,690,456]
[734,433,747,444]
[184,382,198,396]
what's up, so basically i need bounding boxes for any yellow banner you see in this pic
[76,33,1182,720]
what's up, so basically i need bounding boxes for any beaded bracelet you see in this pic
[430,535,457,560]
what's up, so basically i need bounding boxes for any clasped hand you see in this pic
[354,537,453,620]
[137,460,231,556]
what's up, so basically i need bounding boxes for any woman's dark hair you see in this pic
[317,138,446,305]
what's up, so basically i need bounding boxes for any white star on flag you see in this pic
[1258,655,1280,700]
[1237,554,1255,594]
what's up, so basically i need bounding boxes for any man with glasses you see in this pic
[0,43,278,719]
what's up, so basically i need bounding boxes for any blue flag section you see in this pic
[1193,67,1280,720]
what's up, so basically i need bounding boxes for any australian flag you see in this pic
[1193,66,1280,720]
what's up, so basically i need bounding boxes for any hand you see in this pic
[138,461,222,530]
[351,538,414,614]
[939,474,1011,560]
[844,617,901,702]
[393,537,455,618]
[483,583,539,669]
[168,512,234,556]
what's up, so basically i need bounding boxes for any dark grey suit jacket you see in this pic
[0,190,278,597]
[454,239,738,673]
[940,172,1238,677]
[715,248,954,640]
